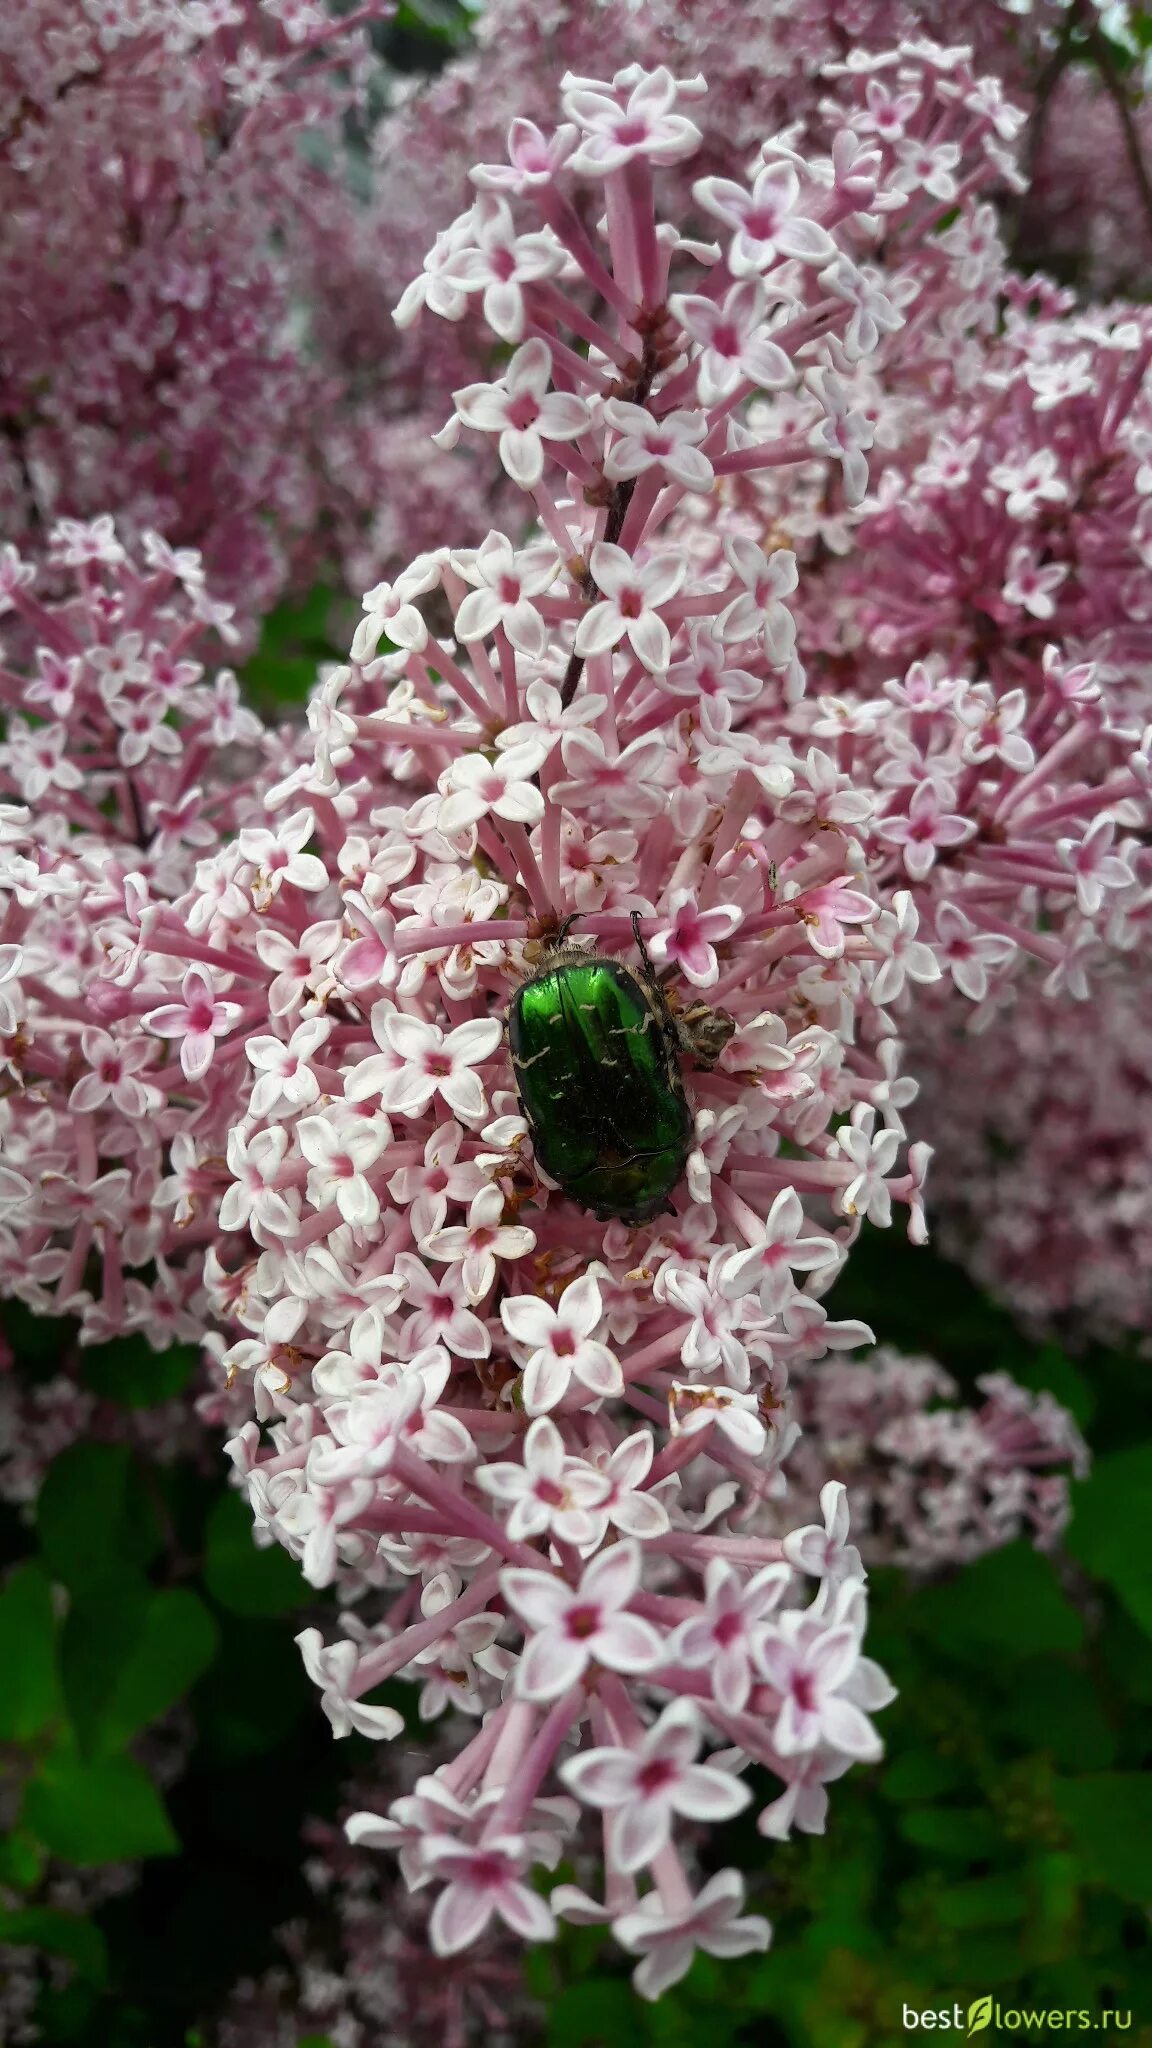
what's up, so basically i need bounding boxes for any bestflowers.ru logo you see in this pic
[903,1996,1133,2034]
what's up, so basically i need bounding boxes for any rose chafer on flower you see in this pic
[508,913,734,1224]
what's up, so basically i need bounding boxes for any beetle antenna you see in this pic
[555,911,585,945]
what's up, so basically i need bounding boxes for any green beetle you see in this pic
[508,912,735,1225]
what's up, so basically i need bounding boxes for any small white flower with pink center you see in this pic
[671,1558,791,1713]
[424,1835,556,1955]
[613,1869,771,2000]
[834,1108,901,1228]
[388,1121,488,1241]
[393,1254,491,1361]
[475,1415,610,1544]
[719,1187,840,1316]
[470,116,579,194]
[583,1429,670,1542]
[655,1253,756,1389]
[309,1371,428,1486]
[662,622,762,711]
[869,891,943,1006]
[754,1612,882,1761]
[563,66,703,175]
[219,1126,300,1241]
[933,901,1017,1002]
[718,538,799,665]
[1002,545,1068,621]
[1056,814,1136,916]
[553,728,668,815]
[450,533,560,656]
[957,683,1035,773]
[436,741,550,839]
[453,339,590,488]
[144,964,243,1081]
[245,1016,333,1120]
[988,446,1068,521]
[238,808,329,905]
[783,1481,864,1588]
[295,1630,404,1741]
[878,779,975,881]
[805,366,874,507]
[347,1011,501,1126]
[695,159,835,272]
[68,1028,159,1117]
[109,688,182,769]
[562,1699,750,1872]
[297,1107,390,1229]
[423,1183,536,1303]
[500,1274,624,1414]
[441,195,565,343]
[648,890,742,989]
[602,399,714,492]
[501,1540,663,1699]
[573,543,686,674]
[669,277,793,404]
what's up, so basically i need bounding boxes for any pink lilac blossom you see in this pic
[0,524,303,1354]
[909,965,1152,1349]
[785,1347,1088,1569]
[358,0,1152,574]
[679,82,1152,1020]
[0,0,403,633]
[185,57,1043,1993]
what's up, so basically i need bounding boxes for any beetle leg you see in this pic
[629,908,658,979]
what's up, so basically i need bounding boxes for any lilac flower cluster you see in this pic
[0,520,302,1350]
[910,965,1152,1347]
[787,1347,1088,1570]
[181,54,1077,1989]
[0,0,393,631]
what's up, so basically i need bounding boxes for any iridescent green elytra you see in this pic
[508,917,734,1225]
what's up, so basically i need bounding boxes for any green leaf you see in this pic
[897,1807,1000,1858]
[191,1613,312,1760]
[967,1993,994,2034]
[882,1748,967,1804]
[0,1562,62,1740]
[37,1443,160,1597]
[933,1875,1027,1930]
[23,1753,179,1864]
[0,1831,45,1888]
[82,1334,197,1408]
[909,1542,1083,1658]
[547,1978,639,2047]
[240,586,344,706]
[1066,1446,1152,1636]
[0,1907,107,1987]
[203,1491,310,1617]
[62,1587,219,1754]
[995,1661,1116,1769]
[1053,1774,1152,1902]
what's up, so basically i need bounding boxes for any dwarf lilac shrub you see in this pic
[2,33,1143,2001]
